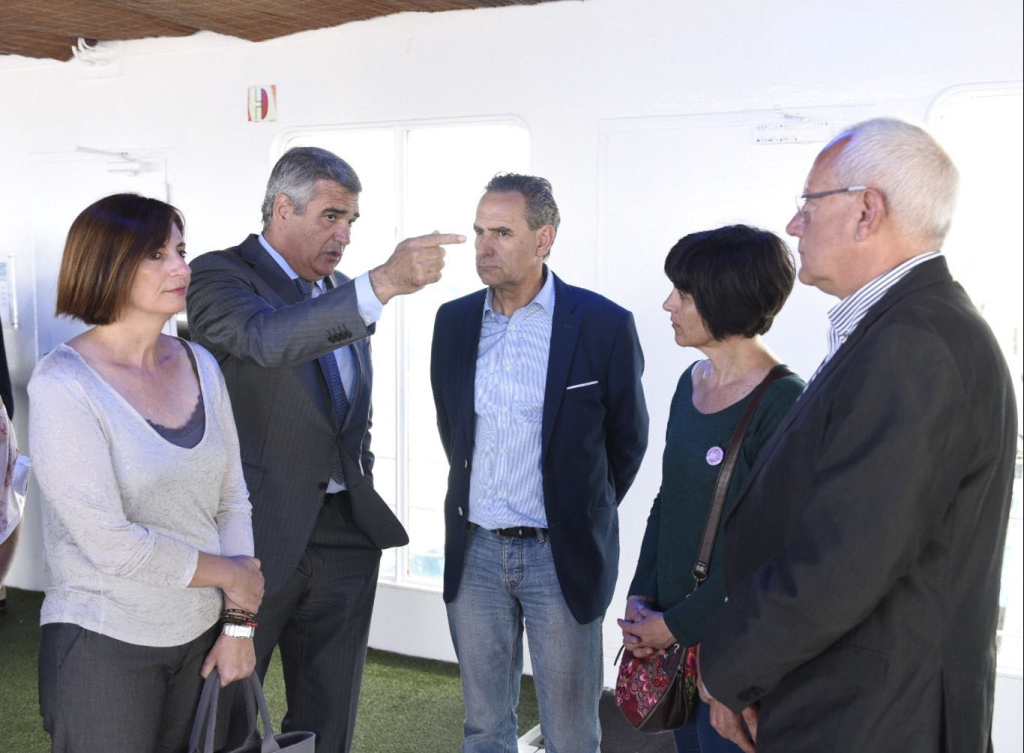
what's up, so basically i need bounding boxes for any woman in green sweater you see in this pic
[618,225,805,753]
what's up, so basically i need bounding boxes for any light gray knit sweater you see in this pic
[28,340,253,647]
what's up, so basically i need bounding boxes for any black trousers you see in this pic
[222,492,382,753]
[38,621,219,753]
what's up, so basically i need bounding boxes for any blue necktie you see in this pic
[295,277,349,484]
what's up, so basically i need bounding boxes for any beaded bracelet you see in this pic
[222,609,258,628]
[222,608,256,619]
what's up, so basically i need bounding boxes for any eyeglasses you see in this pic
[794,186,869,223]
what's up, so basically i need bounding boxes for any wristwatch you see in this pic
[222,623,256,639]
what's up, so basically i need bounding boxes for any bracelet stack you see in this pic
[221,608,258,639]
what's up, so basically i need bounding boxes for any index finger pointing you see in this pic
[416,232,466,246]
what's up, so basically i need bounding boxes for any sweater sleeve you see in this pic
[28,365,198,588]
[628,490,662,599]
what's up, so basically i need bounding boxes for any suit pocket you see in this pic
[41,623,87,673]
[561,378,605,418]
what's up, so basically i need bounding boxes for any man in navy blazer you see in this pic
[431,174,649,752]
[700,119,1018,752]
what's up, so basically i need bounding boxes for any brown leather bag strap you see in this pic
[691,366,794,590]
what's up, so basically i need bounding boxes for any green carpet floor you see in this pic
[0,587,539,752]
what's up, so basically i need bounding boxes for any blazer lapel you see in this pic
[542,274,580,461]
[238,236,331,417]
[237,235,304,306]
[456,292,486,452]
[346,338,371,430]
[770,257,953,443]
[727,257,955,519]
[321,272,366,430]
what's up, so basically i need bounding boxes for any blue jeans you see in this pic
[447,526,603,753]
[673,701,746,753]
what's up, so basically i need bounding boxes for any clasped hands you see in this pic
[617,595,676,658]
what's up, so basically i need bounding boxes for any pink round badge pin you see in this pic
[705,446,724,466]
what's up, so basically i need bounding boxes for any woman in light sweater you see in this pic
[29,193,264,752]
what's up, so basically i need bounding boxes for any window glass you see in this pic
[402,124,529,585]
[931,86,1024,675]
[278,122,529,586]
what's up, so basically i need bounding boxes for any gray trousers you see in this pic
[39,621,219,753]
[220,492,381,753]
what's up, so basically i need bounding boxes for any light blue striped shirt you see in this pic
[809,251,941,382]
[468,270,556,529]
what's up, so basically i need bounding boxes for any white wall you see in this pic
[2,0,1021,744]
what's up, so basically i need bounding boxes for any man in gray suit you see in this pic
[187,147,464,751]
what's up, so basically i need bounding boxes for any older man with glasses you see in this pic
[698,118,1017,753]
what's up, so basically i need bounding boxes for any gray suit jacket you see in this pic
[186,234,407,594]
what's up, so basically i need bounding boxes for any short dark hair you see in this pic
[262,146,362,226]
[664,224,795,340]
[56,193,184,325]
[484,173,560,232]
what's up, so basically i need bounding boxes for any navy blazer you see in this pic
[187,235,407,595]
[430,270,649,624]
[701,258,1017,752]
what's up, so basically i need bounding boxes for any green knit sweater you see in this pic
[628,363,804,646]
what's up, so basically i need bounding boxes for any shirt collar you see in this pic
[258,233,324,292]
[483,265,556,320]
[827,250,941,337]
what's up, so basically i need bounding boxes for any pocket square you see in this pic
[566,380,598,391]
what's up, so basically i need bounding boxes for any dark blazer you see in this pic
[430,270,649,625]
[186,235,407,594]
[701,258,1017,753]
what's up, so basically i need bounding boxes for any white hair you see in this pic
[826,118,959,245]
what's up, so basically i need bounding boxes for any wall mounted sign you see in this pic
[248,85,277,122]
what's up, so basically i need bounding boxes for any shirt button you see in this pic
[505,365,511,371]
[499,448,505,454]
[503,406,508,413]
[497,491,504,497]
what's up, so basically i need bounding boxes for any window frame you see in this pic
[271,118,532,592]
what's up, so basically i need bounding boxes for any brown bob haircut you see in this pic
[56,193,184,325]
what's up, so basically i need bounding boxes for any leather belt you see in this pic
[469,522,547,539]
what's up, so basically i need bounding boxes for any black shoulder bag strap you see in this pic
[691,366,794,591]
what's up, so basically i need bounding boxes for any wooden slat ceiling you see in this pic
[1,0,559,61]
